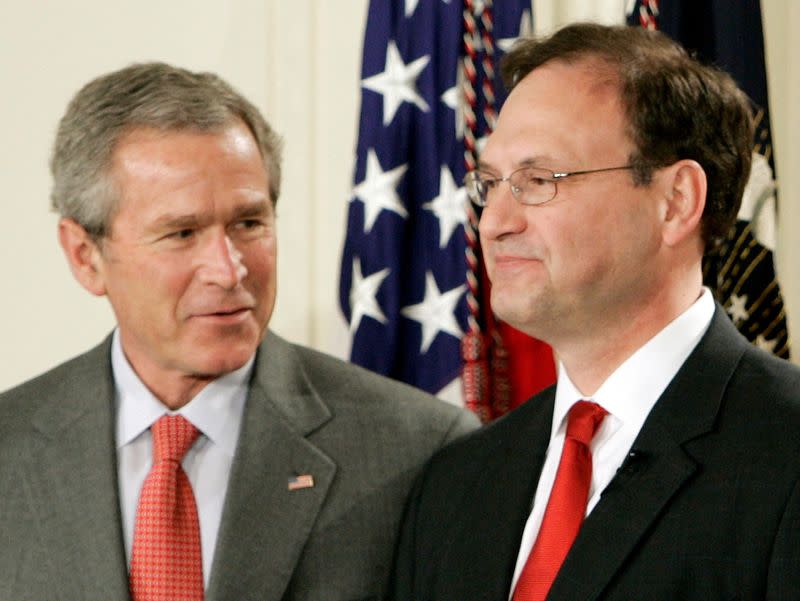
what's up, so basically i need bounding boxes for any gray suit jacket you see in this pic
[0,330,479,601]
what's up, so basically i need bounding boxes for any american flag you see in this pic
[287,474,315,491]
[339,0,535,402]
[627,0,791,358]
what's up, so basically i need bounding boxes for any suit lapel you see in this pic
[547,307,747,601]
[547,419,696,601]
[207,332,337,601]
[22,339,130,600]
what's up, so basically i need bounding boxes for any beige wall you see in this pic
[1,0,797,391]
[762,0,800,362]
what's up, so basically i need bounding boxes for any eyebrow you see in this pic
[230,200,272,220]
[476,156,558,173]
[149,214,202,232]
[148,199,271,233]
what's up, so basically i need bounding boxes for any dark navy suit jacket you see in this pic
[393,306,800,600]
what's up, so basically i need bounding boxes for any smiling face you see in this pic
[87,122,276,398]
[478,59,666,343]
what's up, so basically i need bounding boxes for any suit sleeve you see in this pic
[766,474,800,600]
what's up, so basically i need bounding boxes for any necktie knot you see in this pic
[565,400,607,447]
[152,414,200,464]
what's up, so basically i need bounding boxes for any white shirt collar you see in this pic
[111,329,253,457]
[552,288,715,437]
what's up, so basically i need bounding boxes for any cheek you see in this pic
[560,201,653,284]
[103,260,190,331]
[149,255,196,291]
[544,210,614,286]
[245,239,277,289]
[130,256,201,318]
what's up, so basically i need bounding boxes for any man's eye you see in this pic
[528,177,549,187]
[169,229,194,239]
[234,219,265,231]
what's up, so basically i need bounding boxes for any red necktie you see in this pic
[130,414,204,601]
[513,400,608,601]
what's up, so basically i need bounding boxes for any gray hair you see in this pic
[50,62,283,238]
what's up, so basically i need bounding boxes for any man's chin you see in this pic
[186,347,257,379]
[491,297,550,338]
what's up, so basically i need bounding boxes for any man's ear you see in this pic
[661,159,707,248]
[58,218,107,297]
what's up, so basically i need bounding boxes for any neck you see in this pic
[144,376,213,410]
[117,340,216,409]
[556,276,703,397]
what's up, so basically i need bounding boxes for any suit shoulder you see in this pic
[0,340,111,433]
[287,340,480,435]
[0,340,109,412]
[425,384,555,474]
[702,310,800,417]
[733,345,800,409]
[723,346,800,438]
[289,342,426,397]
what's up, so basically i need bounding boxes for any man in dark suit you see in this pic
[0,62,478,601]
[393,23,800,601]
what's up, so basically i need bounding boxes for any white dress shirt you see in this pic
[508,289,715,596]
[112,331,252,587]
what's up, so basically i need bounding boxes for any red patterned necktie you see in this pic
[130,414,204,601]
[513,400,608,601]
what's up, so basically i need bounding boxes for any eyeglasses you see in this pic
[464,165,634,207]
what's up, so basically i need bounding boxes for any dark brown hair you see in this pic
[501,23,754,248]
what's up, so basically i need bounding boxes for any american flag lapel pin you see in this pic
[288,474,315,491]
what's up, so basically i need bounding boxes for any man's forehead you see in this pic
[510,56,621,102]
[481,56,627,166]
[113,122,253,154]
[107,122,270,222]
[112,121,264,175]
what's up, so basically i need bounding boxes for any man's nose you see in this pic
[478,183,527,242]
[198,231,248,289]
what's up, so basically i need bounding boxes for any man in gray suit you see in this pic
[0,62,478,601]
